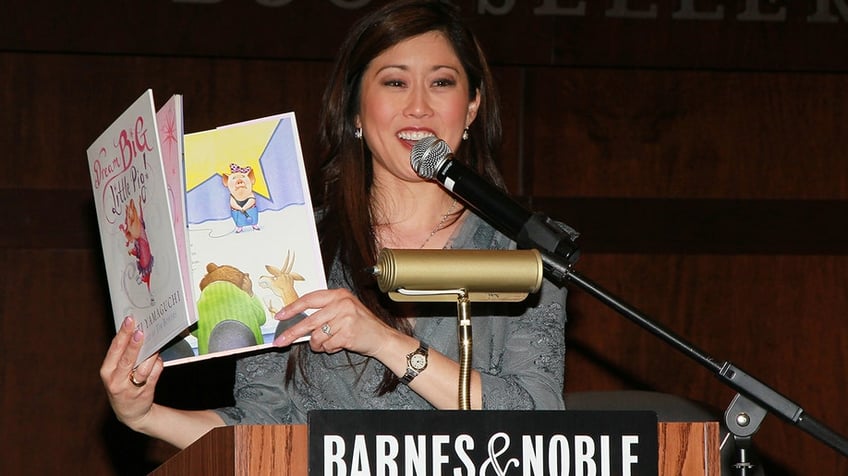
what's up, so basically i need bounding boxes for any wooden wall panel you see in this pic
[490,67,524,193]
[532,197,848,254]
[1,249,116,475]
[3,8,848,474]
[4,1,848,71]
[0,244,238,474]
[0,52,331,192]
[523,68,848,199]
[564,253,848,473]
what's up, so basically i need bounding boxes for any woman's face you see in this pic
[356,31,480,184]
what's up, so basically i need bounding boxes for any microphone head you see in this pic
[410,136,452,180]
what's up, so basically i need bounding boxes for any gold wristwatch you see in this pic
[401,342,429,384]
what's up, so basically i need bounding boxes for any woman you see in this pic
[100,0,567,450]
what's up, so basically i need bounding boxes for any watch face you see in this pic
[410,353,427,370]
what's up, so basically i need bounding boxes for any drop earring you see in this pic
[354,127,363,139]
[462,128,469,141]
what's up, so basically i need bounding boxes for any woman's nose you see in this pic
[404,88,433,118]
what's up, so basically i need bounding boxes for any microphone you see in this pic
[410,137,580,274]
[371,248,543,302]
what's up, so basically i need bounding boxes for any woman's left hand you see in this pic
[272,288,397,356]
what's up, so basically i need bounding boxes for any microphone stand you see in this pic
[523,213,848,472]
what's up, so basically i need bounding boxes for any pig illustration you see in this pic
[223,163,260,233]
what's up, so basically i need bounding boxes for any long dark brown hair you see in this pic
[288,0,505,394]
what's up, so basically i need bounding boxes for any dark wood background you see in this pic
[2,1,847,474]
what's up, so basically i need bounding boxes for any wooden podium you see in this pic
[151,421,719,475]
[150,424,308,475]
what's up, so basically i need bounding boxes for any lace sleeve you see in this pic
[479,278,567,410]
[213,349,295,425]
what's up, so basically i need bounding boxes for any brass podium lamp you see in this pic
[371,248,543,410]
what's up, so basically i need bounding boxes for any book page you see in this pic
[162,112,325,365]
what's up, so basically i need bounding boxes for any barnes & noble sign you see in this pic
[308,410,659,476]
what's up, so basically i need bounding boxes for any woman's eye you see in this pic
[432,79,456,87]
[383,80,405,88]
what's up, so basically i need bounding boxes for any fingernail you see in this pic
[123,316,134,329]
[274,308,286,320]
[132,330,143,343]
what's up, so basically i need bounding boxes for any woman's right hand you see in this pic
[99,316,164,431]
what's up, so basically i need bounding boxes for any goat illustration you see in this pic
[260,251,309,339]
[259,250,305,315]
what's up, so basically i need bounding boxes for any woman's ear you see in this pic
[465,89,481,126]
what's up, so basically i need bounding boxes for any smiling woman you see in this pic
[97,0,568,452]
[357,30,480,247]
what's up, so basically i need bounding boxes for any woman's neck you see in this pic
[371,183,465,249]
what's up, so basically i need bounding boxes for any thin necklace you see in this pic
[419,198,458,249]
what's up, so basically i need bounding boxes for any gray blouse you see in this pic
[215,212,567,425]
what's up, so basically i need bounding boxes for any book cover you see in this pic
[87,89,195,366]
[160,112,326,366]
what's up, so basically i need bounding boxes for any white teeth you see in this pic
[398,131,435,141]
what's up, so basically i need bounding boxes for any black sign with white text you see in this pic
[308,410,658,476]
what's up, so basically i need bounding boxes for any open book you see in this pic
[87,90,325,366]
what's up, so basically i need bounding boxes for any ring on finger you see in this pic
[129,369,147,387]
[321,323,332,336]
